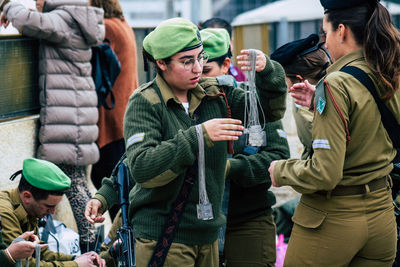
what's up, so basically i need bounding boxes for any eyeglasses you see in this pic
[175,52,209,71]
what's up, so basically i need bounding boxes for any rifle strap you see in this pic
[147,164,196,267]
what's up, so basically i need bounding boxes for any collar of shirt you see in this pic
[9,188,38,228]
[155,74,205,116]
[326,49,364,74]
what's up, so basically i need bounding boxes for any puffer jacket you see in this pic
[4,0,105,166]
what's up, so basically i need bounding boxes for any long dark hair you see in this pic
[91,0,124,21]
[326,2,400,100]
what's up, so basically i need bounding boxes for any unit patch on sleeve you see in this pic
[126,133,145,149]
[312,139,331,150]
[315,79,326,115]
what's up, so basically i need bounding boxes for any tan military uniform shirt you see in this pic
[0,188,77,266]
[274,50,400,193]
[293,103,313,160]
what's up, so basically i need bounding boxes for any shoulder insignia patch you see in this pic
[312,139,331,150]
[104,236,111,245]
[315,79,326,115]
[277,129,287,139]
[126,133,145,149]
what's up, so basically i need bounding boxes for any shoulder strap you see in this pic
[146,85,198,267]
[147,164,196,267]
[340,66,400,148]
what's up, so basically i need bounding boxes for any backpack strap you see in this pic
[340,66,400,148]
[98,42,116,110]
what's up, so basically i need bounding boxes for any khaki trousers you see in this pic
[135,238,219,267]
[284,187,396,267]
[224,212,277,267]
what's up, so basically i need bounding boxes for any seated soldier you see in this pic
[0,158,105,267]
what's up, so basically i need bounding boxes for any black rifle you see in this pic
[115,162,136,267]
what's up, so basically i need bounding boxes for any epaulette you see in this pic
[132,80,161,105]
[134,80,155,94]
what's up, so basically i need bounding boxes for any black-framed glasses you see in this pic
[177,52,209,71]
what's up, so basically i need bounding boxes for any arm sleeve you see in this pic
[227,120,290,187]
[273,78,349,193]
[4,2,71,43]
[123,93,199,188]
[0,250,14,267]
[0,208,76,266]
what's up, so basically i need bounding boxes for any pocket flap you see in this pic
[292,202,327,229]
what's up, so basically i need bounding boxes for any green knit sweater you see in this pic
[0,233,14,267]
[95,57,287,245]
[227,119,290,225]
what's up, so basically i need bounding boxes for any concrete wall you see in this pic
[0,116,111,237]
[0,116,78,231]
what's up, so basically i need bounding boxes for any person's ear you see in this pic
[221,58,231,75]
[338,23,346,43]
[156,59,167,71]
[21,191,34,204]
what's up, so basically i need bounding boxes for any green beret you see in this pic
[200,28,230,61]
[143,17,202,60]
[22,158,71,192]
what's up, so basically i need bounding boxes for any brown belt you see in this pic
[316,176,390,197]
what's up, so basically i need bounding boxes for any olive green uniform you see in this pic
[0,188,77,267]
[95,57,286,266]
[292,104,313,160]
[273,50,399,266]
[224,117,290,267]
[99,211,122,267]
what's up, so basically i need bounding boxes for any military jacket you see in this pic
[95,57,287,245]
[274,50,400,193]
[217,61,290,224]
[292,103,313,160]
[0,188,76,267]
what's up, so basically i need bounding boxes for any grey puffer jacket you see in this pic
[4,0,104,166]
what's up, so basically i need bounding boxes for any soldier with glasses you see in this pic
[85,17,286,267]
